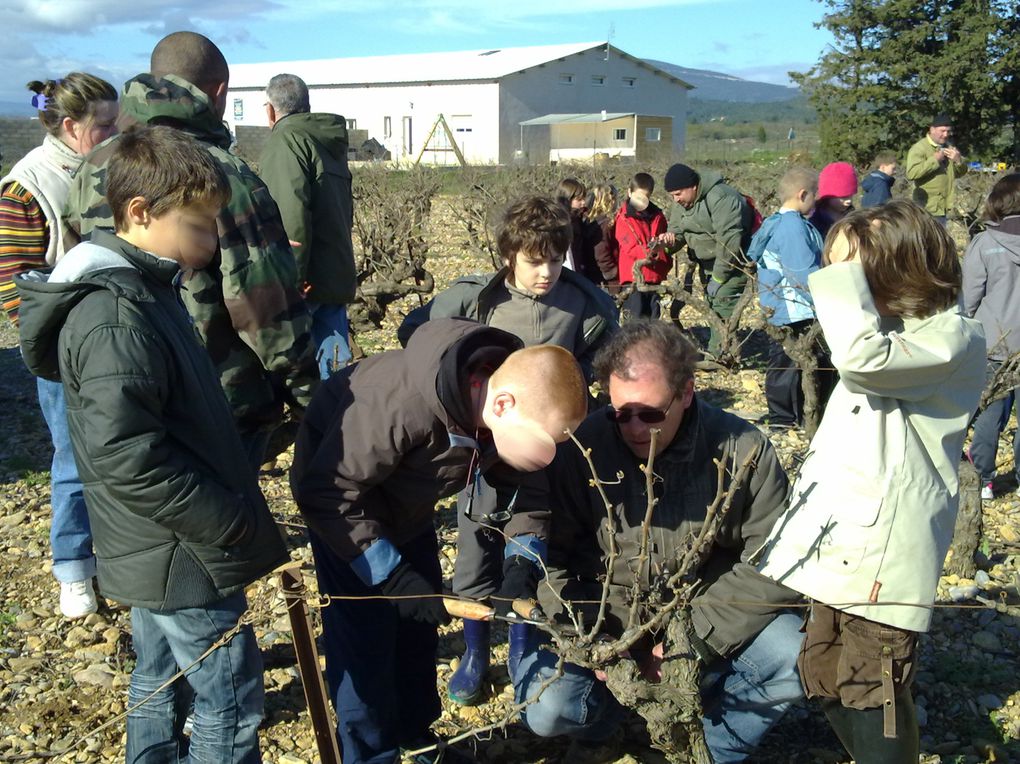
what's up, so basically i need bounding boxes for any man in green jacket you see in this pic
[260,73,357,379]
[906,113,968,225]
[657,163,755,356]
[63,32,317,468]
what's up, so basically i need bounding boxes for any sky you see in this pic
[0,0,836,105]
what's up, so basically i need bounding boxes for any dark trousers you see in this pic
[765,320,837,426]
[621,289,662,323]
[309,528,442,764]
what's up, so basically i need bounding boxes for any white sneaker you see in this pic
[60,579,99,619]
[981,483,994,501]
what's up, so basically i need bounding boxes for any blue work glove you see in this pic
[706,278,722,298]
[316,332,352,380]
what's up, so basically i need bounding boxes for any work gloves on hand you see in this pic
[380,562,451,626]
[493,556,542,619]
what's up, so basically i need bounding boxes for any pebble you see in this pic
[975,570,992,587]
[948,585,980,602]
[976,693,1003,710]
[972,630,1004,652]
[73,663,115,690]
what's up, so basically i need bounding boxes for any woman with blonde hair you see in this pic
[0,72,118,618]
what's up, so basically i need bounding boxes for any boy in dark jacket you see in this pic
[291,317,589,764]
[861,150,898,208]
[398,196,617,706]
[17,126,288,762]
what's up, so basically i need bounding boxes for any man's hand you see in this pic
[934,147,946,163]
[653,232,676,249]
[944,146,963,164]
[493,556,541,619]
[379,562,451,625]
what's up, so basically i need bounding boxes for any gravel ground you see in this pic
[1,197,1019,763]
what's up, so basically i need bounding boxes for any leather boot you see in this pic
[845,690,919,764]
[507,623,532,682]
[448,618,490,706]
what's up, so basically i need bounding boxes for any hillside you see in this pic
[645,59,802,103]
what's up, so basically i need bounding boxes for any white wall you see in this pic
[228,81,501,164]
[498,47,687,164]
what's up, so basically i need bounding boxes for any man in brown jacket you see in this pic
[291,317,587,764]
[514,321,804,763]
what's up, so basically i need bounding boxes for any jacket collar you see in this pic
[90,229,182,286]
[654,394,707,467]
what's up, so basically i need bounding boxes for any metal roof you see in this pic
[228,42,693,90]
[519,113,636,126]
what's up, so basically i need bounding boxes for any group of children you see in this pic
[10,112,1020,763]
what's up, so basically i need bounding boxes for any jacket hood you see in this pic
[16,230,179,380]
[274,112,349,161]
[985,218,1020,264]
[120,73,231,149]
[696,170,724,203]
[861,171,890,192]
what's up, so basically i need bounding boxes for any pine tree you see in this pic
[794,0,1018,165]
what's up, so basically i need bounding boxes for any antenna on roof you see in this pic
[605,23,615,60]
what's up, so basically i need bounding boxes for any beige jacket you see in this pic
[757,263,985,632]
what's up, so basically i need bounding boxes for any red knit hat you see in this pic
[817,162,858,200]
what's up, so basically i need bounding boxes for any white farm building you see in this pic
[227,42,692,165]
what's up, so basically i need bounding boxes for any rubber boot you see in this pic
[507,623,532,683]
[448,618,490,706]
[846,690,919,764]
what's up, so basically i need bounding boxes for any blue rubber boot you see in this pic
[507,623,532,683]
[448,618,490,706]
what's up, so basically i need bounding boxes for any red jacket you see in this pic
[613,201,670,284]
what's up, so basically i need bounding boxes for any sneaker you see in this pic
[60,578,98,619]
[981,482,994,501]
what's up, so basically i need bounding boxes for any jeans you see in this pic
[36,377,96,583]
[126,591,264,764]
[309,528,442,764]
[309,302,352,380]
[969,366,1018,484]
[515,611,804,763]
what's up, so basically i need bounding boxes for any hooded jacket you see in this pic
[860,170,894,208]
[395,266,618,383]
[538,397,798,658]
[62,73,316,435]
[291,317,550,586]
[16,229,289,610]
[259,112,356,306]
[665,170,754,283]
[962,217,1020,359]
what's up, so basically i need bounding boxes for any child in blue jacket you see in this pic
[861,150,898,208]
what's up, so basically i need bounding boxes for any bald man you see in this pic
[63,31,317,471]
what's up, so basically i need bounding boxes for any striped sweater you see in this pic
[0,182,47,325]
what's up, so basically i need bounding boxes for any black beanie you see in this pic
[930,113,952,128]
[664,163,699,191]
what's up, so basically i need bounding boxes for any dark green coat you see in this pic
[666,170,754,283]
[16,230,289,610]
[259,112,356,306]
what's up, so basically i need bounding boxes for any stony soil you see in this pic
[1,197,1019,763]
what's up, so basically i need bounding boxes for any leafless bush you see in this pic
[349,166,441,333]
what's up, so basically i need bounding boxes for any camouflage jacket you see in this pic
[63,74,317,435]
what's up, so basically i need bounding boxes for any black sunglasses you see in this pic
[606,396,677,424]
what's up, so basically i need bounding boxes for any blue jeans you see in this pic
[36,377,96,583]
[309,528,442,764]
[126,591,264,764]
[515,611,805,763]
[309,302,351,380]
[969,363,1018,484]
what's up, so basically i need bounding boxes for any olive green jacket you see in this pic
[906,135,969,217]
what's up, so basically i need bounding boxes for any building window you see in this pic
[384,116,392,137]
[346,118,357,130]
[614,128,627,141]
[645,127,662,142]
[592,75,606,87]
[622,77,636,88]
[559,74,574,85]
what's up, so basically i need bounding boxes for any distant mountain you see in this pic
[645,60,801,103]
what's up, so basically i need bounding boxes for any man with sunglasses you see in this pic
[513,320,804,763]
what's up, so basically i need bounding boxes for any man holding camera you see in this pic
[906,113,968,225]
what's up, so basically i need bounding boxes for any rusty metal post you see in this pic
[278,563,342,764]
